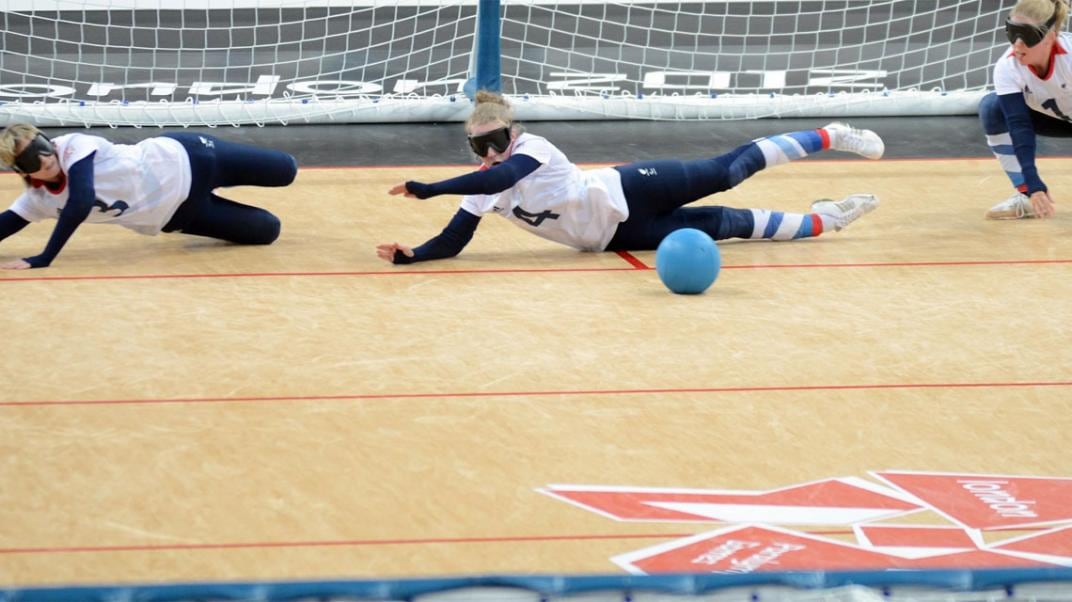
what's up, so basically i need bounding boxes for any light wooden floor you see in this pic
[2,158,1071,586]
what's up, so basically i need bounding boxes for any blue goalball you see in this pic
[655,228,721,294]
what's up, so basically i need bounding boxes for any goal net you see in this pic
[0,0,1008,126]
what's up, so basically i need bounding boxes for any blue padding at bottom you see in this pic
[4,568,1072,601]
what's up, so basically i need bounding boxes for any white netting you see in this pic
[0,0,1011,126]
[499,0,1009,119]
[0,0,480,126]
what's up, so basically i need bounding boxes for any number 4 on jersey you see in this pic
[94,199,129,216]
[513,206,560,227]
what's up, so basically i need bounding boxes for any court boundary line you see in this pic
[4,380,1071,408]
[615,251,648,269]
[0,523,1054,557]
[0,530,858,556]
[5,257,1072,283]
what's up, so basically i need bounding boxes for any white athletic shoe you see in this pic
[985,192,1036,220]
[811,193,880,231]
[824,122,885,160]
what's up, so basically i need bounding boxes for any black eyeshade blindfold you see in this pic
[11,134,55,175]
[468,127,511,157]
[1005,13,1059,48]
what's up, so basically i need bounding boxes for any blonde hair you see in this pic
[0,123,42,168]
[1012,0,1069,32]
[465,90,514,132]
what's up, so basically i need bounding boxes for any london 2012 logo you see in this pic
[538,471,1072,574]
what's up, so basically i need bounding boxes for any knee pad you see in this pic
[242,212,281,245]
[284,155,298,185]
[978,92,1008,135]
[258,213,282,244]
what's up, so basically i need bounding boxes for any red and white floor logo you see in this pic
[538,471,1072,574]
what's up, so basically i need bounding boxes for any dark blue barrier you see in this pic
[4,568,1072,601]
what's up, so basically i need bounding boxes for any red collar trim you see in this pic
[30,174,67,195]
[1030,39,1067,79]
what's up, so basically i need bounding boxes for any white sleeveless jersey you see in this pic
[994,32,1072,122]
[8,133,192,235]
[459,133,629,251]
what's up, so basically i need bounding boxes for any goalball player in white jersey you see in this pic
[979,0,1071,220]
[0,123,297,269]
[376,91,882,265]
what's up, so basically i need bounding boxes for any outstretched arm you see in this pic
[3,153,97,269]
[0,210,30,244]
[376,208,481,264]
[998,92,1055,217]
[392,154,541,199]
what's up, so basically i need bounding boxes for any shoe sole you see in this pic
[826,123,884,160]
[985,210,1036,220]
[811,195,879,230]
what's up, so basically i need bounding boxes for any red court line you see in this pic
[0,530,868,556]
[616,250,649,269]
[722,259,1072,270]
[0,524,1050,556]
[5,380,1072,408]
[0,533,693,556]
[4,257,1072,284]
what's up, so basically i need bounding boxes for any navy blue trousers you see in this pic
[161,133,297,244]
[977,91,1072,137]
[605,141,763,250]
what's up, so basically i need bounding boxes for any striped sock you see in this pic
[987,132,1028,192]
[752,130,826,168]
[750,209,825,240]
